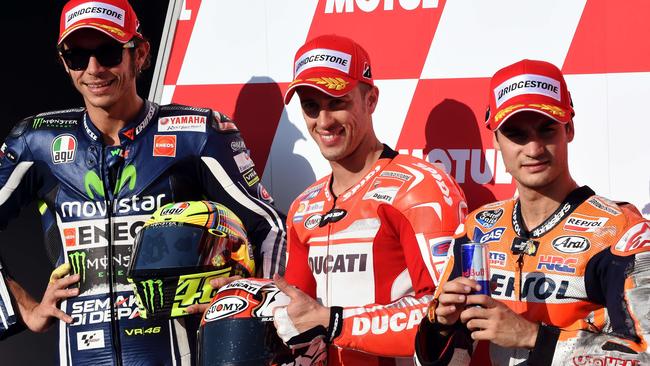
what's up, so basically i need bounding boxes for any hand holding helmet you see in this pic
[198,278,327,366]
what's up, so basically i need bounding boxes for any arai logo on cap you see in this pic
[65,2,126,29]
[204,296,248,322]
[494,74,561,108]
[295,48,352,76]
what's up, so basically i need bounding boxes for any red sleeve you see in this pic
[284,216,317,298]
[332,196,464,357]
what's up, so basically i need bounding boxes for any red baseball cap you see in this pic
[58,0,143,45]
[284,34,374,104]
[485,59,574,131]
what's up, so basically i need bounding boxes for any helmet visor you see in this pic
[132,222,219,271]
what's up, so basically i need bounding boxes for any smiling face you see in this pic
[494,111,574,193]
[60,28,148,113]
[296,84,379,165]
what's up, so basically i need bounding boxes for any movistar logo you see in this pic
[139,279,164,314]
[68,251,87,283]
[110,148,121,157]
[84,164,137,199]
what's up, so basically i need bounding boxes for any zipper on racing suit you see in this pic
[516,253,524,301]
[103,147,124,366]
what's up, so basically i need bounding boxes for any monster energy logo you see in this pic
[68,251,87,283]
[84,164,137,199]
[33,118,45,128]
[33,118,77,129]
[139,279,164,313]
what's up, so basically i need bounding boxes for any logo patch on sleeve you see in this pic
[153,135,177,157]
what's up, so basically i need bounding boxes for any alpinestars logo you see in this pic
[68,251,87,283]
[51,134,77,164]
[138,279,164,315]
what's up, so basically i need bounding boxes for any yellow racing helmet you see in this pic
[127,201,255,319]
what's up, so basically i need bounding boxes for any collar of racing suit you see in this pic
[512,185,595,239]
[326,143,399,200]
[82,100,159,145]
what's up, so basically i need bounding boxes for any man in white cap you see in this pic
[414,59,650,365]
[273,34,467,365]
[0,0,287,364]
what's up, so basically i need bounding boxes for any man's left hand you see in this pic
[460,295,539,349]
[273,274,330,343]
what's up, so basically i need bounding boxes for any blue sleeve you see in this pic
[197,112,286,278]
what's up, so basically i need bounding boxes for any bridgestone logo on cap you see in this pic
[494,74,561,108]
[65,2,126,29]
[295,48,352,76]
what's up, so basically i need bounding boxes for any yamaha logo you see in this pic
[552,236,590,253]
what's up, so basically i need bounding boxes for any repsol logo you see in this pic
[308,254,368,274]
[60,194,165,218]
[490,273,571,302]
[325,0,439,13]
[351,307,426,335]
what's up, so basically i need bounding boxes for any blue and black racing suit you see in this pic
[0,100,287,365]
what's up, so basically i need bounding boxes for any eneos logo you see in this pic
[52,134,77,164]
[153,135,177,157]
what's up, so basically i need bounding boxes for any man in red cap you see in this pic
[414,59,650,365]
[273,34,467,365]
[0,0,287,364]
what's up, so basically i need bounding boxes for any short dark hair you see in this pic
[132,36,152,72]
[358,82,373,96]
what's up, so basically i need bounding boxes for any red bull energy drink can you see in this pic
[460,242,491,295]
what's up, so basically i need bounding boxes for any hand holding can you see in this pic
[460,242,491,295]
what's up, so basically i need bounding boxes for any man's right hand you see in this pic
[434,277,482,326]
[185,275,241,315]
[9,263,80,333]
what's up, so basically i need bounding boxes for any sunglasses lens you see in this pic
[62,49,91,71]
[62,44,126,70]
[95,44,125,68]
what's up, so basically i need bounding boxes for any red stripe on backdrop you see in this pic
[171,83,287,173]
[563,0,650,74]
[398,78,516,210]
[163,0,203,85]
[306,0,447,79]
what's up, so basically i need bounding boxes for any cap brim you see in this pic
[489,102,572,130]
[58,22,136,45]
[284,75,357,104]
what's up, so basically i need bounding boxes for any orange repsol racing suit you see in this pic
[285,145,467,366]
[414,186,650,366]
[0,101,286,365]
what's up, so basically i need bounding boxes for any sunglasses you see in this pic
[60,41,135,71]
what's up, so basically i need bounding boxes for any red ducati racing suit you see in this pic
[285,146,467,366]
[415,186,650,365]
